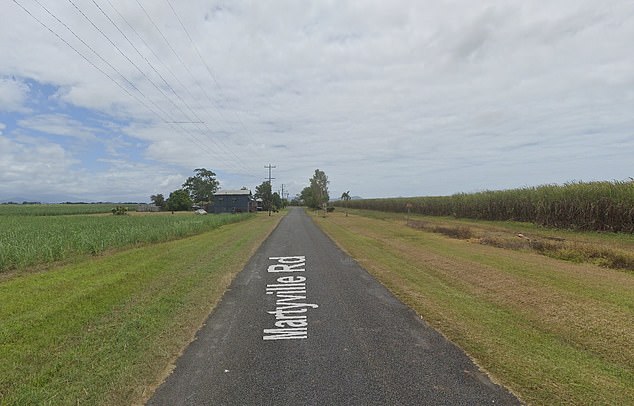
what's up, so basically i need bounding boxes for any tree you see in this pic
[183,168,219,206]
[166,189,193,211]
[341,190,351,216]
[272,192,282,211]
[299,186,314,208]
[255,181,273,214]
[150,193,165,208]
[290,194,302,206]
[309,169,329,209]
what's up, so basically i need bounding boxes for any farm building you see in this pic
[137,204,160,212]
[212,190,256,214]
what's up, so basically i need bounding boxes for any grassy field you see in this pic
[0,212,253,273]
[0,212,282,405]
[313,210,634,405]
[0,203,140,216]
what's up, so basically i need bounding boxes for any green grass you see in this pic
[314,210,634,405]
[0,203,140,216]
[0,212,282,405]
[0,213,253,273]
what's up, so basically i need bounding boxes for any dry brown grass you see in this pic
[405,216,634,272]
[314,210,634,405]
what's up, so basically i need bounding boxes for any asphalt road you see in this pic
[148,207,520,405]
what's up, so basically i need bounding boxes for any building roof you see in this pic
[214,189,252,196]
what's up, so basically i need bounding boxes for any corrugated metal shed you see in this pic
[212,190,255,213]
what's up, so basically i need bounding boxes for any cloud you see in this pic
[0,133,186,202]
[0,77,29,112]
[17,114,98,141]
[1,1,633,200]
[0,134,79,195]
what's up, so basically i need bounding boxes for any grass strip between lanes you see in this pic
[313,210,634,405]
[0,212,282,405]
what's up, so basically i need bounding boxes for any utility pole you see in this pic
[264,164,276,216]
[280,184,285,207]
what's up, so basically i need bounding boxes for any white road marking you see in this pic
[262,256,319,341]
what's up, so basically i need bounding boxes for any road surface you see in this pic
[148,207,520,405]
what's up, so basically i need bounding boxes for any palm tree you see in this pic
[341,191,351,217]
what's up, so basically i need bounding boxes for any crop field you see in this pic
[314,210,634,405]
[0,212,253,273]
[337,180,634,233]
[0,203,140,216]
[0,213,282,405]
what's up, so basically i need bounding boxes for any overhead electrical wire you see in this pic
[11,0,156,118]
[54,0,231,166]
[165,0,256,140]
[15,0,249,173]
[133,0,258,175]
[62,0,249,172]
[30,0,165,121]
[89,0,252,173]
[99,0,253,174]
[65,0,194,124]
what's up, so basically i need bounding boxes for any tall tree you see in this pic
[341,190,351,216]
[309,169,329,209]
[166,189,193,211]
[150,193,165,208]
[272,192,282,211]
[255,181,273,214]
[300,186,314,208]
[182,168,219,206]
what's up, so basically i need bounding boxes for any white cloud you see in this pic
[0,77,29,112]
[17,114,98,141]
[1,0,633,200]
[0,133,187,202]
[0,134,79,195]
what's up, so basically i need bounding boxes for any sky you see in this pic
[1,0,633,202]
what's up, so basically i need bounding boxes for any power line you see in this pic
[66,0,237,164]
[66,0,193,124]
[89,0,251,173]
[103,0,209,120]
[15,0,259,177]
[101,0,255,175]
[30,0,161,120]
[90,0,200,123]
[165,0,257,145]
[133,0,257,175]
[12,0,144,113]
[15,0,238,169]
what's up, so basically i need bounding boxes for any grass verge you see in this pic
[313,210,634,405]
[0,212,282,405]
